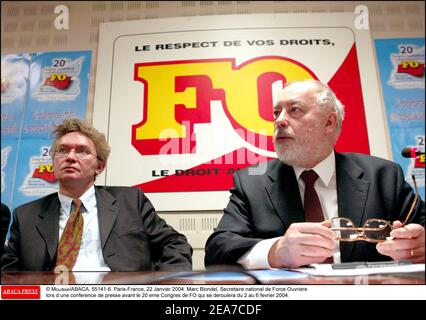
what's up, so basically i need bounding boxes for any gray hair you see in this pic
[284,79,345,131]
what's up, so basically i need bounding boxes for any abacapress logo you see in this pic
[1,286,41,299]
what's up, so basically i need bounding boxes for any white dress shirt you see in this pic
[238,151,340,269]
[58,185,111,271]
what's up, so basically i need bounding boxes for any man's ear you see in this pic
[324,112,337,135]
[95,161,106,176]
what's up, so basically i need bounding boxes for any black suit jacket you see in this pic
[205,153,425,266]
[1,203,11,258]
[1,186,192,271]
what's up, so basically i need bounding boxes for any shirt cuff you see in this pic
[237,237,282,270]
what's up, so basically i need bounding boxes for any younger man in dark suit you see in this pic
[2,119,192,272]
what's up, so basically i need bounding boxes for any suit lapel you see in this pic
[36,196,60,262]
[335,153,370,261]
[266,160,305,228]
[95,187,119,249]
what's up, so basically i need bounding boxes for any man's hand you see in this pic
[268,221,336,269]
[376,221,425,263]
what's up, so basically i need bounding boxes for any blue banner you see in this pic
[1,51,91,211]
[1,54,30,208]
[375,38,425,199]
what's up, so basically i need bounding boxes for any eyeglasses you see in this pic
[331,174,419,243]
[330,217,392,243]
[55,146,101,160]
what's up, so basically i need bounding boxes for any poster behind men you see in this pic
[1,54,30,210]
[375,38,425,199]
[93,13,386,211]
[1,51,91,211]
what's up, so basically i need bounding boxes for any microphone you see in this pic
[401,147,424,158]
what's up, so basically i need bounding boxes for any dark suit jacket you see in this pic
[205,153,425,266]
[1,203,11,258]
[1,186,192,271]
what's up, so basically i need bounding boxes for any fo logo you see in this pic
[132,56,316,156]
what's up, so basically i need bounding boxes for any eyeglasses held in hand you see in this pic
[55,146,101,160]
[331,175,419,243]
[330,217,392,243]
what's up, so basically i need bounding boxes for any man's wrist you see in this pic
[267,238,282,268]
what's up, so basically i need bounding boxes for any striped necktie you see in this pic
[55,199,84,271]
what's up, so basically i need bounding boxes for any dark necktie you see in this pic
[300,170,324,222]
[301,170,334,263]
[55,199,84,271]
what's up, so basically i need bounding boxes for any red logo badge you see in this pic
[1,286,41,299]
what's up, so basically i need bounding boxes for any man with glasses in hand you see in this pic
[205,80,425,269]
[1,119,192,272]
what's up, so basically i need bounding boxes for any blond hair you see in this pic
[50,118,111,163]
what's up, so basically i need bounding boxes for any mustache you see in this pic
[274,129,292,139]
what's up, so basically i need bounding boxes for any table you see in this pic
[1,270,424,285]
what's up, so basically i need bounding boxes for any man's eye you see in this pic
[290,107,303,114]
[76,149,89,156]
[273,110,280,118]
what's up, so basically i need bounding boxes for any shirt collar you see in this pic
[293,150,336,187]
[58,185,96,216]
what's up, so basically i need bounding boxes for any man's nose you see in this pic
[65,149,78,160]
[275,110,289,127]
